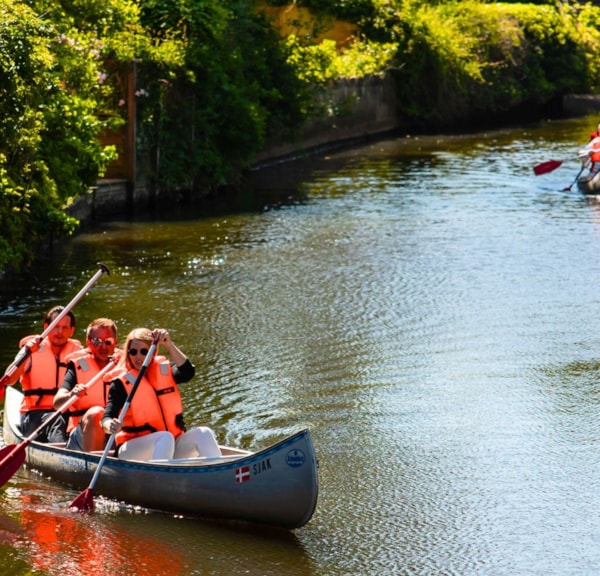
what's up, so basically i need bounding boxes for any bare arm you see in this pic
[53,363,79,409]
[2,337,40,385]
[152,328,188,367]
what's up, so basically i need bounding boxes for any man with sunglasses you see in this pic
[53,318,120,451]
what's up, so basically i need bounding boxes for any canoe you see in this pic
[577,169,600,195]
[2,386,318,529]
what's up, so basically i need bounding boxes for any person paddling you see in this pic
[576,121,600,175]
[578,133,600,175]
[53,318,121,452]
[101,327,221,461]
[1,306,82,442]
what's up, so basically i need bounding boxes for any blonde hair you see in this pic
[121,327,152,370]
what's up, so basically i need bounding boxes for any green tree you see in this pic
[0,0,124,271]
[135,0,308,195]
[391,1,600,126]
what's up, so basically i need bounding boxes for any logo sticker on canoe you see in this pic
[235,466,250,483]
[286,449,305,468]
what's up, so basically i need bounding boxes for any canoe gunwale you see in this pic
[577,170,600,195]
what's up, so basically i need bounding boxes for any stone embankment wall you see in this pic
[69,84,600,227]
[562,94,600,118]
[253,73,400,166]
[69,73,402,227]
[67,179,131,223]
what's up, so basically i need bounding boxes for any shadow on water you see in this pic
[533,357,600,442]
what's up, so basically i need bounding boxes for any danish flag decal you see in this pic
[235,466,250,483]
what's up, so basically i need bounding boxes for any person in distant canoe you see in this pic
[1,306,82,441]
[53,318,121,452]
[578,135,600,174]
[100,327,221,461]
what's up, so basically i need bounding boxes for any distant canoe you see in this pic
[2,386,318,529]
[577,170,600,195]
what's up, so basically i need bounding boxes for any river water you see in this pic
[1,114,600,575]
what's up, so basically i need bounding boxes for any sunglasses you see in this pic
[128,347,149,357]
[90,337,116,347]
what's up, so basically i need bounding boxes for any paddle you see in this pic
[69,335,160,512]
[533,159,563,176]
[0,262,111,401]
[563,164,588,192]
[0,356,118,488]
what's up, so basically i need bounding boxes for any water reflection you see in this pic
[0,472,313,576]
[0,484,183,575]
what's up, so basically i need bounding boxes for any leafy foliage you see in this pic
[286,35,397,83]
[3,0,600,274]
[264,0,382,22]
[279,0,600,126]
[390,1,600,124]
[0,0,148,271]
[135,0,308,192]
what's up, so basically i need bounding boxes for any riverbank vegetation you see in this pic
[2,0,600,273]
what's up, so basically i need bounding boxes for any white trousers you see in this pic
[118,426,220,461]
[118,431,174,461]
[174,426,221,459]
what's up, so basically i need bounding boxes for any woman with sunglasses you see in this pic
[100,327,221,461]
[54,318,120,451]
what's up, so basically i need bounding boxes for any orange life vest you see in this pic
[113,356,185,446]
[589,137,600,164]
[18,335,82,413]
[62,348,112,433]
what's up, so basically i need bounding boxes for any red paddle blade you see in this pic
[0,444,27,488]
[533,159,563,176]
[69,488,95,511]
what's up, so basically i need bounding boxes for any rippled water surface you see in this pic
[2,115,600,575]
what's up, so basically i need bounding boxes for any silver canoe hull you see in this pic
[577,170,600,195]
[3,387,318,529]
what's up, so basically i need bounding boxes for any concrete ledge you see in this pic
[253,73,401,166]
[67,179,153,228]
[66,179,128,226]
[562,94,600,117]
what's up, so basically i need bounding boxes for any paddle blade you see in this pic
[534,159,563,176]
[69,488,94,512]
[0,444,26,488]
